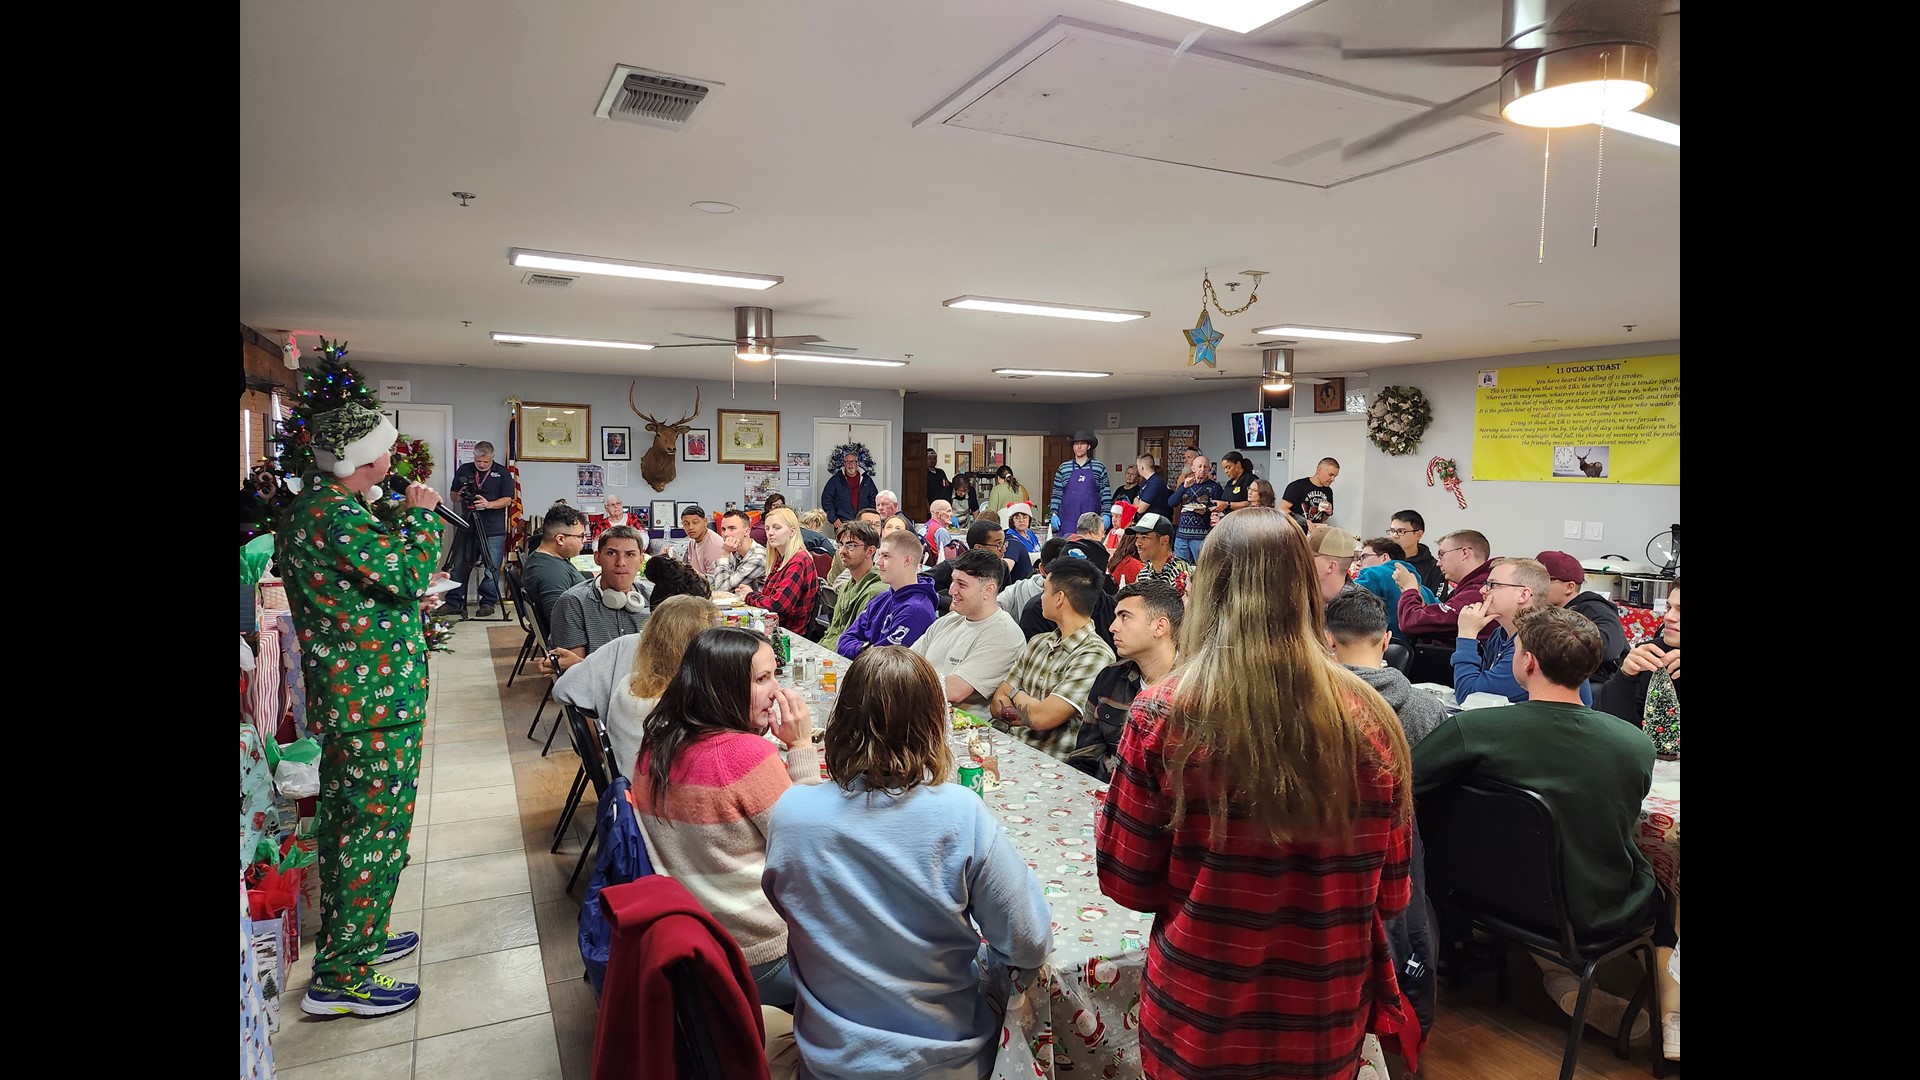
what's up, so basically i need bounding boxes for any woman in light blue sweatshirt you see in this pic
[763,646,1053,1080]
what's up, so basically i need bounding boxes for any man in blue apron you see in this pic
[1047,431,1111,535]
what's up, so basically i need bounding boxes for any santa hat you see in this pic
[999,501,1037,529]
[310,405,399,478]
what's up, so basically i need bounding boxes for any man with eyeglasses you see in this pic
[929,519,1033,614]
[1351,537,1435,641]
[1386,510,1444,592]
[822,520,886,653]
[1449,556,1592,705]
[522,504,592,633]
[1392,528,1496,644]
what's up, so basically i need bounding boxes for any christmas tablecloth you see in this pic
[1617,604,1665,647]
[1637,758,1679,899]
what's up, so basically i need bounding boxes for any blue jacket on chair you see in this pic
[579,776,654,996]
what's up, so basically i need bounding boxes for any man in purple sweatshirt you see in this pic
[836,529,938,658]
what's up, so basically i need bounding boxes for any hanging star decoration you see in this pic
[1185,308,1223,367]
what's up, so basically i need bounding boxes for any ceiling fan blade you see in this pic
[1343,79,1500,159]
[775,342,861,353]
[1341,46,1540,66]
[765,335,825,347]
[652,341,733,349]
[672,333,736,343]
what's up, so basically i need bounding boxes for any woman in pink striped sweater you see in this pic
[631,626,821,1009]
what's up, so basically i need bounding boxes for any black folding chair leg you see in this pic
[508,633,533,686]
[526,684,552,740]
[567,821,600,893]
[540,709,567,755]
[550,765,588,852]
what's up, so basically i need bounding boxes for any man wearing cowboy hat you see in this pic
[1047,431,1112,536]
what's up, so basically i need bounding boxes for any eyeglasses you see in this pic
[1436,547,1470,558]
[1483,580,1528,592]
[561,531,588,540]
[1386,527,1414,536]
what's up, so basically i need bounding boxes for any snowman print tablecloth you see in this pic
[954,724,1389,1080]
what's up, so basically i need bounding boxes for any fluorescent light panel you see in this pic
[1252,324,1420,344]
[993,368,1112,379]
[946,296,1149,323]
[1603,109,1680,146]
[508,248,781,290]
[491,332,657,350]
[772,351,908,368]
[1105,1,1319,34]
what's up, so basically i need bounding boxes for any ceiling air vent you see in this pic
[594,65,724,132]
[521,272,576,289]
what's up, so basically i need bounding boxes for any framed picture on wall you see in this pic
[717,409,780,464]
[651,499,678,535]
[987,438,1007,466]
[517,402,592,462]
[683,428,712,463]
[955,451,972,474]
[601,425,632,460]
[1312,378,1347,414]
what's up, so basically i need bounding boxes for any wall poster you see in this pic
[1473,354,1680,485]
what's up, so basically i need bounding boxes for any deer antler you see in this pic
[629,383,701,427]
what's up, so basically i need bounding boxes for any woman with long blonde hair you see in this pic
[1094,507,1417,1078]
[554,594,718,781]
[764,647,1052,1078]
[745,506,821,633]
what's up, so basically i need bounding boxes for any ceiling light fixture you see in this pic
[490,332,657,350]
[772,351,909,368]
[1500,42,1656,128]
[1602,109,1680,146]
[992,368,1112,379]
[1251,323,1420,344]
[690,201,739,214]
[1103,1,1319,34]
[735,343,774,362]
[508,248,781,290]
[1262,375,1292,392]
[946,296,1148,323]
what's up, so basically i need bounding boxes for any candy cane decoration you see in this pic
[1427,456,1467,509]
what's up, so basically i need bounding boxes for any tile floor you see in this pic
[272,620,576,1080]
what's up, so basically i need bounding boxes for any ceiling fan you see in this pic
[1283,0,1680,157]
[1154,347,1368,387]
[654,305,859,360]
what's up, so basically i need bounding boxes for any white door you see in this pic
[813,418,894,497]
[384,404,455,487]
[1288,417,1366,532]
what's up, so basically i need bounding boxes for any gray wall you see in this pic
[908,338,1681,565]
[1339,340,1681,564]
[355,361,904,517]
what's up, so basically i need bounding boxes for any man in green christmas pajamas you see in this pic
[277,405,445,1017]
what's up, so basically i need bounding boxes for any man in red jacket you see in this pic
[1393,529,1496,642]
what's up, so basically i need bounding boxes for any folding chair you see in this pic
[551,703,620,892]
[504,564,538,687]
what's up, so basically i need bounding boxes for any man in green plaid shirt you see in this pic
[989,557,1116,761]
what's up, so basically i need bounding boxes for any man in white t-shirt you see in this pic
[912,547,1026,708]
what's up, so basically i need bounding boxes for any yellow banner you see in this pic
[1472,355,1680,485]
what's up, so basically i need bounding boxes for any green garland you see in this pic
[1366,385,1434,456]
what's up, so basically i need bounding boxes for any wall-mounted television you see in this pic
[1232,410,1272,451]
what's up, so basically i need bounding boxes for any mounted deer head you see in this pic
[629,384,701,492]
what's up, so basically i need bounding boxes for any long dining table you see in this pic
[777,629,1392,1080]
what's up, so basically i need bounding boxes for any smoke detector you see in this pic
[594,65,725,132]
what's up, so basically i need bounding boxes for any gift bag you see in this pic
[273,736,322,799]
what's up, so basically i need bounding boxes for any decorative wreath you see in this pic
[829,442,875,477]
[1366,385,1434,456]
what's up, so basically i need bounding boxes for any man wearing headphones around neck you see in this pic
[545,525,651,673]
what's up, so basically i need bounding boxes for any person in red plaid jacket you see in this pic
[1095,508,1422,1078]
[741,507,820,634]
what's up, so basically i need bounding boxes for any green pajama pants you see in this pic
[310,722,423,989]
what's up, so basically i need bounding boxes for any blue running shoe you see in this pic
[376,931,420,964]
[300,972,420,1017]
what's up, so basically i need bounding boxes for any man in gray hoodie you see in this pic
[1325,590,1450,747]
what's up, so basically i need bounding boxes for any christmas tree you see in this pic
[240,338,455,651]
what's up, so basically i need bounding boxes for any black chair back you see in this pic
[813,583,839,633]
[1383,642,1411,674]
[1420,777,1578,957]
[504,564,535,634]
[564,703,614,801]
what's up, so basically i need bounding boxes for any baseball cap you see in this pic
[1535,550,1585,583]
[1307,526,1360,558]
[1127,513,1175,537]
